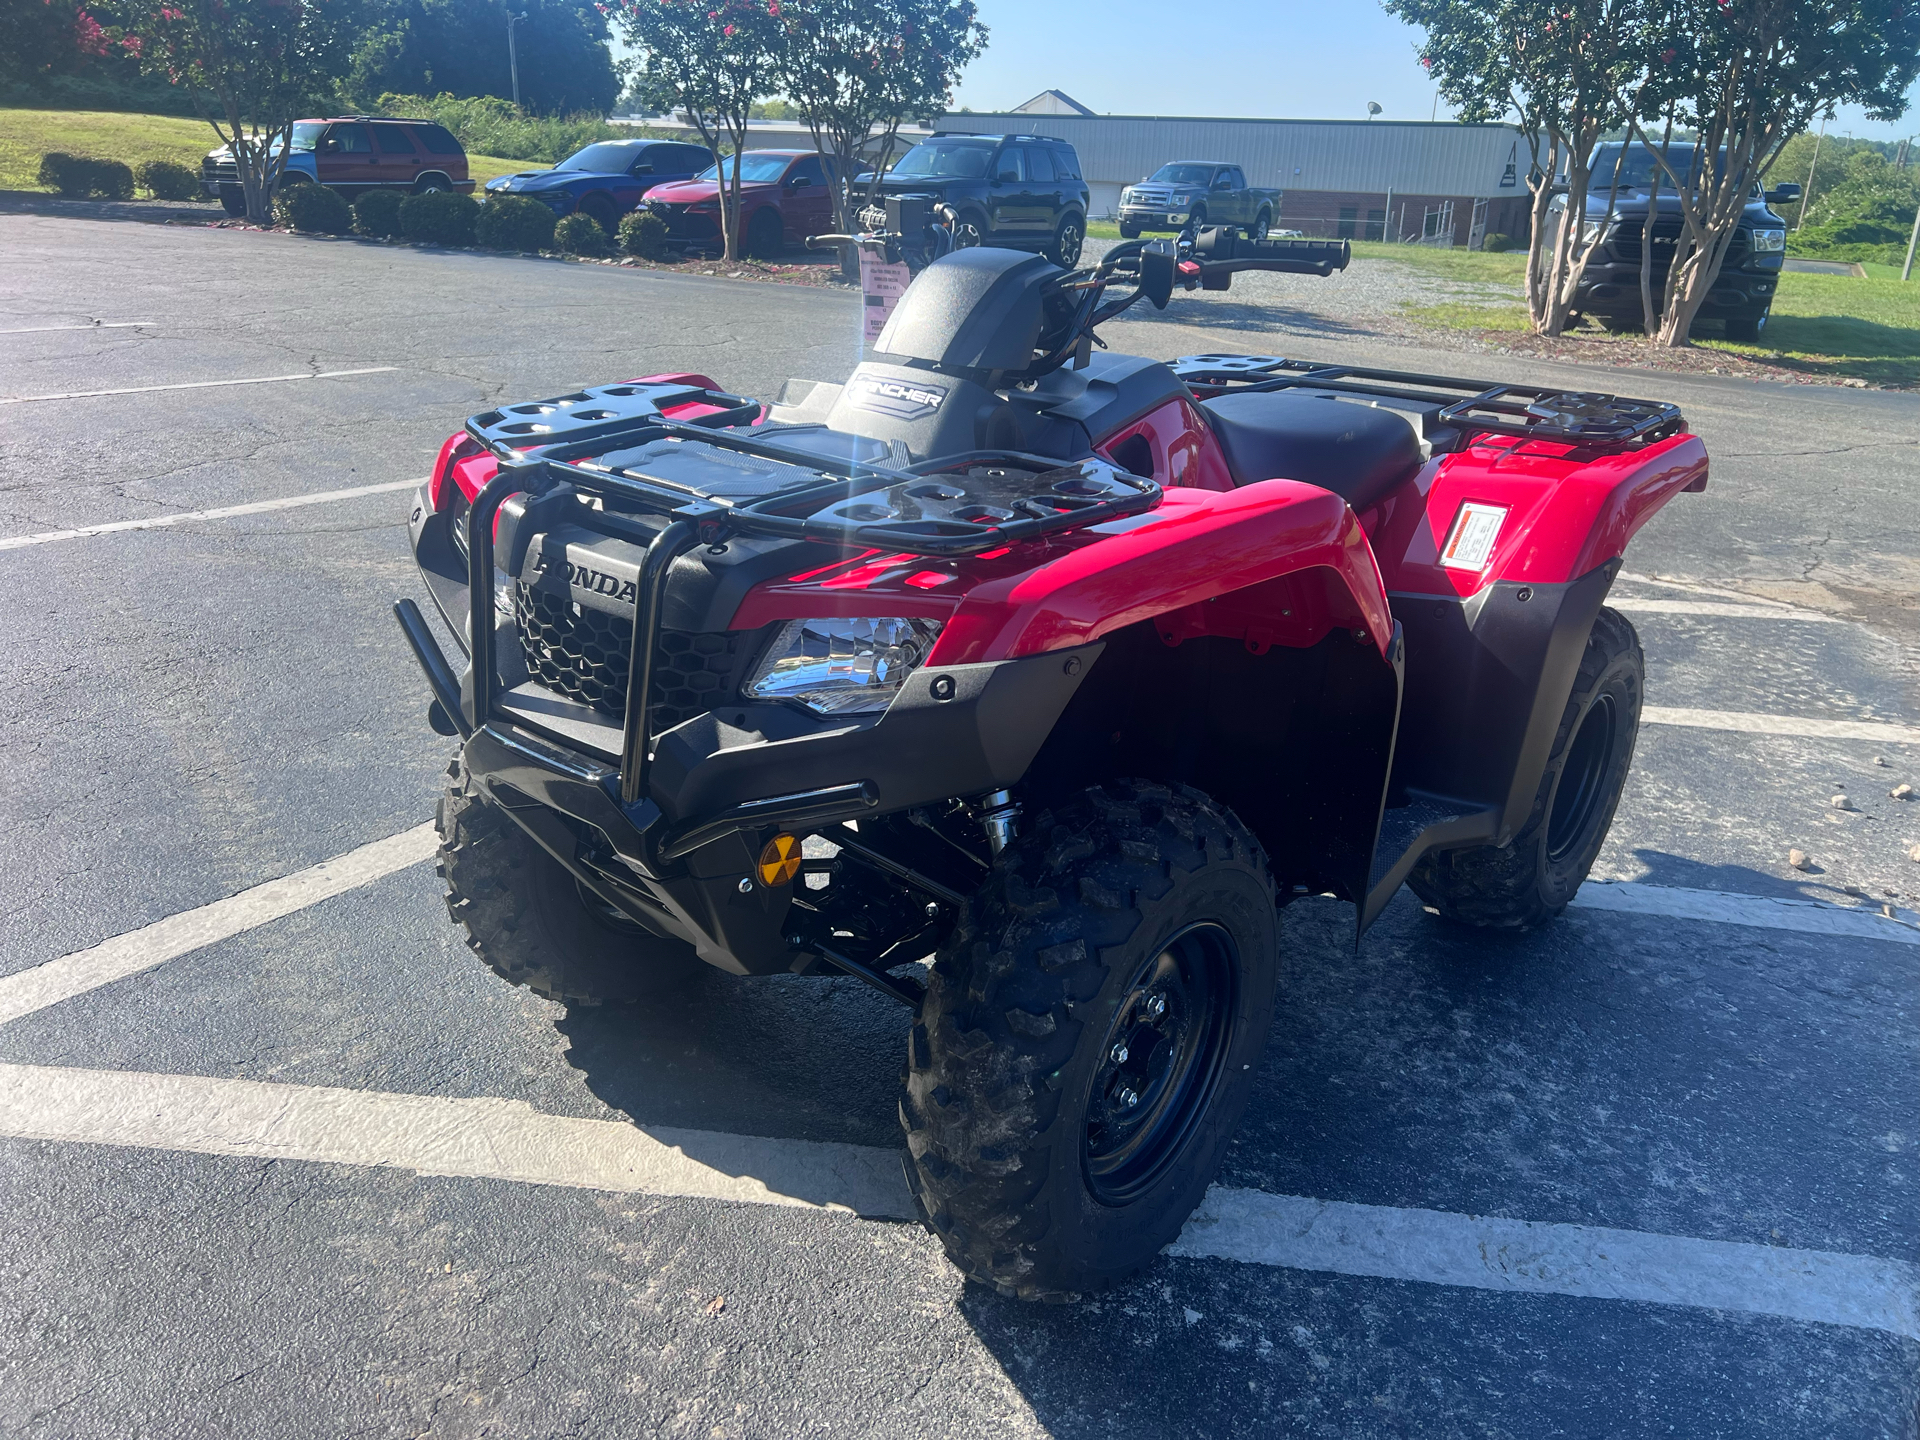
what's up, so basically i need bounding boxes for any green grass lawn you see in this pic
[0,107,522,194]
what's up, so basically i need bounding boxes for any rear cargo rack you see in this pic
[1170,355,1685,450]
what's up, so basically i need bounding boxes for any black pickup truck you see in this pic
[1562,141,1801,341]
[1119,162,1281,239]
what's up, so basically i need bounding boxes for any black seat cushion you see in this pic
[1200,389,1423,511]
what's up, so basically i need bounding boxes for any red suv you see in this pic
[644,150,840,257]
[201,116,475,216]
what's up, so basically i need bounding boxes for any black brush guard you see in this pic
[394,380,1154,885]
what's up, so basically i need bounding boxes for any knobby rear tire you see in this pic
[900,780,1278,1300]
[1408,606,1643,928]
[436,755,705,1005]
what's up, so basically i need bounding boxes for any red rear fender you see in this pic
[1364,433,1708,595]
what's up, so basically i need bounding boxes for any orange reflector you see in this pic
[757,833,802,887]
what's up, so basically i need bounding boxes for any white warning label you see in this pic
[1440,501,1508,572]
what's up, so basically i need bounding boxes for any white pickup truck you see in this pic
[1118,161,1282,239]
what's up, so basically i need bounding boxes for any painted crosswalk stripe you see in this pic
[1573,880,1916,944]
[1609,597,1840,623]
[1169,1189,1919,1342]
[1,1061,1912,1339]
[1642,706,1920,744]
[0,321,157,335]
[0,365,398,404]
[0,476,423,551]
[0,825,439,1027]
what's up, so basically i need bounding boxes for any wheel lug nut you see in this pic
[1142,993,1167,1020]
[1118,1087,1140,1109]
[1110,1043,1129,1065]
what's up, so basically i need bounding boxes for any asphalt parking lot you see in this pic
[2,214,1917,1439]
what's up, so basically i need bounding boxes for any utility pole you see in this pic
[1796,116,1826,232]
[508,12,527,110]
[1902,197,1918,282]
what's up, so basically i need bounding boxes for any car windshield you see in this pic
[890,142,993,179]
[557,142,643,173]
[288,122,324,151]
[1147,164,1215,186]
[694,154,795,183]
[1591,144,1762,196]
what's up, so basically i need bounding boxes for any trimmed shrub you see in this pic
[36,154,133,199]
[352,188,406,239]
[477,194,555,253]
[1480,233,1517,253]
[37,152,88,195]
[400,190,479,247]
[552,211,609,256]
[136,160,202,202]
[619,209,669,260]
[274,182,352,234]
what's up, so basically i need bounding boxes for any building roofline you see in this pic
[938,112,1523,132]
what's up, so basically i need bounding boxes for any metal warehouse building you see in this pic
[933,100,1533,247]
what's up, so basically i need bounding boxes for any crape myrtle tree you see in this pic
[1386,0,1651,336]
[617,0,786,262]
[1626,0,1920,346]
[778,0,987,274]
[116,0,349,225]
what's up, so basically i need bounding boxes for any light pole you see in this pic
[1902,196,1918,282]
[507,12,527,110]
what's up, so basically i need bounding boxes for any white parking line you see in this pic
[0,476,423,551]
[1610,598,1841,623]
[0,825,438,1027]
[1,1061,1911,1339]
[0,366,398,404]
[1573,881,1917,945]
[1642,706,1920,745]
[0,322,157,335]
[1171,1189,1920,1342]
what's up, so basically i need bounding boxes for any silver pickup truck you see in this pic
[1118,161,1282,239]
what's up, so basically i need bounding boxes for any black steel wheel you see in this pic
[746,205,784,259]
[901,780,1278,1300]
[1409,606,1643,928]
[1048,214,1085,267]
[1725,303,1770,342]
[436,755,706,1005]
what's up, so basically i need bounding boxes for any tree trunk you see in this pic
[1523,134,1561,331]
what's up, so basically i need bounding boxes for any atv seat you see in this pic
[1200,389,1423,511]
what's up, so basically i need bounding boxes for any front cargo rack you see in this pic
[1170,355,1686,450]
[451,380,1163,826]
[464,380,1162,560]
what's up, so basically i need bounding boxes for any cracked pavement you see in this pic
[1,213,1917,1439]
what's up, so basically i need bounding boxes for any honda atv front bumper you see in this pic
[397,463,1098,978]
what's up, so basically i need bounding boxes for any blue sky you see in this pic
[945,0,1920,143]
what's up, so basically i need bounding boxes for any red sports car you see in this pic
[644,150,841,257]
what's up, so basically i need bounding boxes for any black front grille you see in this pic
[513,582,739,727]
[1610,220,1747,265]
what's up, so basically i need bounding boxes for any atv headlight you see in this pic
[1750,227,1785,252]
[746,616,944,716]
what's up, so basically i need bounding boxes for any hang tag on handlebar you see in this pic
[859,249,913,344]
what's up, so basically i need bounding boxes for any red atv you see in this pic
[396,227,1707,1299]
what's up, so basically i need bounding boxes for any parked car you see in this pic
[201,116,474,216]
[484,139,716,232]
[1558,141,1799,341]
[1118,162,1280,240]
[645,151,842,258]
[860,133,1090,266]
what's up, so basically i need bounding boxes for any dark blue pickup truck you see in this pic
[1560,141,1801,341]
